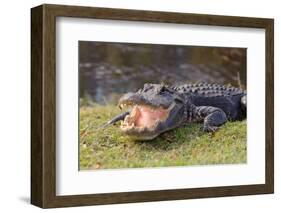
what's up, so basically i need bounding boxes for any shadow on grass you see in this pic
[136,124,206,151]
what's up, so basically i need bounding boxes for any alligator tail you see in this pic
[241,94,247,116]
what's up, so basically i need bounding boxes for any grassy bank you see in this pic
[79,104,247,170]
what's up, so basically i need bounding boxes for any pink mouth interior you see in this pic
[131,105,169,128]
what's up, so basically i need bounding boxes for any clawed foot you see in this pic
[203,125,219,132]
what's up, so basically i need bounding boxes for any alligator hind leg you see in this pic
[195,106,227,132]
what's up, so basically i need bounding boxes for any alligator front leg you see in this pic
[195,106,227,132]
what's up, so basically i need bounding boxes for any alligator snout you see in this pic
[118,92,144,109]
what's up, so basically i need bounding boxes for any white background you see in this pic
[0,0,279,212]
[57,18,265,195]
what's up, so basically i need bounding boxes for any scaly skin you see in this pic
[174,83,246,121]
[104,83,247,140]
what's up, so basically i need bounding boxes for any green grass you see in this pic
[79,104,247,170]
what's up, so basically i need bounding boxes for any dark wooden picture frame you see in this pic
[31,4,274,208]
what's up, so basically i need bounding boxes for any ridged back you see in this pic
[171,83,246,97]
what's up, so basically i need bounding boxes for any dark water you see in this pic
[79,41,246,104]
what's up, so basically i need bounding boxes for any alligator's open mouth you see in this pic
[120,104,170,133]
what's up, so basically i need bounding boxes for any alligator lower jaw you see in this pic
[120,104,170,133]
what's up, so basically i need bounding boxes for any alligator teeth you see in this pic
[119,103,135,110]
[124,115,130,123]
[138,126,146,132]
[154,119,161,127]
[130,106,137,117]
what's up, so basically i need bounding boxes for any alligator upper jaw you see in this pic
[119,104,170,135]
[118,92,171,110]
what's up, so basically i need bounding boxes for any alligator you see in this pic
[103,83,247,140]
